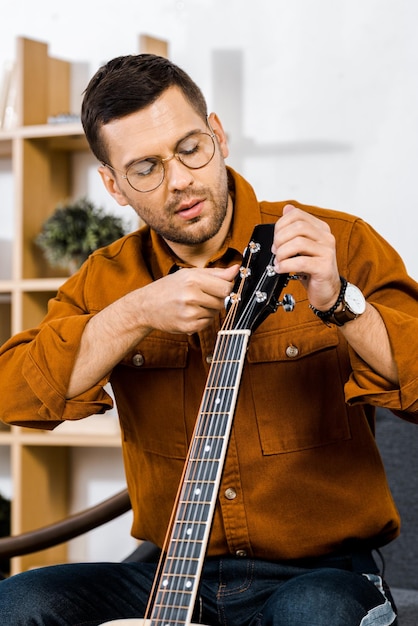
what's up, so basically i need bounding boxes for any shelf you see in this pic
[0,35,129,575]
[0,277,67,293]
[16,415,122,447]
[1,121,84,137]
[0,432,13,445]
[17,433,121,447]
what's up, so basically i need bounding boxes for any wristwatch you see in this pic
[310,278,366,327]
[326,282,366,326]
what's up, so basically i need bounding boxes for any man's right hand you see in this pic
[134,264,240,335]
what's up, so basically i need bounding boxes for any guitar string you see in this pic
[154,288,250,623]
[163,332,246,624]
[162,273,263,624]
[157,250,286,623]
[150,251,269,625]
[149,296,269,622]
[147,246,267,624]
[150,337,244,623]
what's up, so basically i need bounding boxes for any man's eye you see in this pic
[130,159,158,177]
[178,138,200,156]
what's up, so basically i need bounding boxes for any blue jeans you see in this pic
[0,553,397,625]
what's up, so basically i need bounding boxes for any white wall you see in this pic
[1,1,417,275]
[1,0,417,560]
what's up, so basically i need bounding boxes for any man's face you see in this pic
[99,86,231,249]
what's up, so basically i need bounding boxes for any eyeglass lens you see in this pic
[126,132,215,192]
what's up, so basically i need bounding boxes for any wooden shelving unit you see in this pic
[0,36,121,574]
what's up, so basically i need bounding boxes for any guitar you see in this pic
[101,223,295,626]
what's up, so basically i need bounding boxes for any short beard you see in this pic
[161,201,228,246]
[147,168,230,246]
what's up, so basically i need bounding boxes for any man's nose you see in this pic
[164,155,195,191]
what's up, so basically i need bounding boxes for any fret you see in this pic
[178,494,214,506]
[170,537,204,552]
[173,520,206,541]
[182,461,220,482]
[170,538,209,561]
[166,542,204,560]
[165,543,202,560]
[176,502,211,520]
[205,372,243,389]
[156,571,200,582]
[202,390,240,406]
[189,437,224,459]
[151,606,189,625]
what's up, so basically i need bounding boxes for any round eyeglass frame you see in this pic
[102,130,216,193]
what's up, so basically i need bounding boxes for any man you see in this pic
[0,53,417,626]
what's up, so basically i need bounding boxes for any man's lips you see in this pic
[176,199,204,220]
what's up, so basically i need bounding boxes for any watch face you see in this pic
[345,283,366,315]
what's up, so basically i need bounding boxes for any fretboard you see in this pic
[148,328,251,626]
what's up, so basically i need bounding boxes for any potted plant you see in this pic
[35,197,127,273]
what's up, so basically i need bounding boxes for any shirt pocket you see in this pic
[246,321,352,455]
[113,332,189,458]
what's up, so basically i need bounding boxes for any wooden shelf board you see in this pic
[17,433,121,447]
[0,123,88,153]
[0,432,14,445]
[0,281,13,293]
[1,123,88,154]
[0,278,67,293]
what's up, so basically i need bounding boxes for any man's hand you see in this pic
[271,204,341,312]
[135,264,240,335]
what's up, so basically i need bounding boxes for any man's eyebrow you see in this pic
[122,127,206,170]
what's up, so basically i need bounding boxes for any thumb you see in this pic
[283,203,297,215]
[208,264,240,281]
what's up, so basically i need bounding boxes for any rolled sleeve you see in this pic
[23,314,113,422]
[345,304,418,418]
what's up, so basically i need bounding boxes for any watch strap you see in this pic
[326,306,359,327]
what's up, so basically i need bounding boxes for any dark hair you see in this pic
[81,54,208,164]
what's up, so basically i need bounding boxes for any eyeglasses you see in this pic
[102,130,216,193]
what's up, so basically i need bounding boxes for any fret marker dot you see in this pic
[195,488,201,495]
[162,579,169,587]
[205,445,211,452]
[186,527,192,535]
[185,580,192,588]
[215,397,221,404]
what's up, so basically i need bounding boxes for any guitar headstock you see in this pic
[225,223,295,332]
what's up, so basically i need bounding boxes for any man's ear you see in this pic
[98,165,130,206]
[207,112,229,159]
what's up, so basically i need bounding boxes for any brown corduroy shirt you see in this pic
[1,168,418,560]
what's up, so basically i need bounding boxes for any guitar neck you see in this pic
[149,328,251,625]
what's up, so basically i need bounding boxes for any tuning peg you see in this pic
[278,294,295,312]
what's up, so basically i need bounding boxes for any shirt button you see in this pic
[224,488,237,500]
[235,549,247,557]
[206,354,213,364]
[132,353,145,367]
[285,344,299,358]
